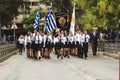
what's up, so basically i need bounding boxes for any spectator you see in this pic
[110,30,116,42]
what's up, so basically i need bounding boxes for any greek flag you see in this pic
[46,8,57,33]
[33,11,40,29]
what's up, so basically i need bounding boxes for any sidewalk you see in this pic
[89,48,119,59]
[103,52,120,59]
[98,51,120,59]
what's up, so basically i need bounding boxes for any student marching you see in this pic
[17,4,99,60]
[17,28,97,60]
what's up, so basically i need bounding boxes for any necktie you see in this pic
[85,35,86,43]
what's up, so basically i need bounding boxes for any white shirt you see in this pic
[69,35,74,43]
[60,35,64,43]
[73,35,77,44]
[38,35,42,44]
[34,36,39,44]
[76,33,80,42]
[47,35,52,43]
[18,38,24,44]
[62,36,68,44]
[79,34,84,43]
[83,34,90,43]
[25,35,32,46]
[43,35,47,47]
[54,37,59,44]
[93,32,96,37]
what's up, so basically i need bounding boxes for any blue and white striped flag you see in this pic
[46,8,57,33]
[33,11,40,29]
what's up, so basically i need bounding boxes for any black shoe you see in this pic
[85,57,87,59]
[39,57,41,60]
[93,54,96,56]
[67,56,70,58]
[57,55,59,59]
[48,56,50,59]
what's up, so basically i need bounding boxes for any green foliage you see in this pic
[0,0,23,25]
[72,0,120,30]
[23,9,44,31]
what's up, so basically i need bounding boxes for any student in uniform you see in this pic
[46,33,52,59]
[25,31,33,57]
[74,31,79,57]
[43,32,48,58]
[83,30,90,59]
[56,31,61,59]
[58,31,64,59]
[63,31,70,58]
[41,32,45,58]
[69,32,74,56]
[18,34,25,55]
[34,32,40,60]
[37,32,43,60]
[78,31,84,58]
[53,32,59,55]
[32,29,38,58]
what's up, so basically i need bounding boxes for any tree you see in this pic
[0,0,23,26]
[23,9,44,31]
[72,0,120,30]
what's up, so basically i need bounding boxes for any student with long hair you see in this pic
[69,32,74,56]
[18,34,25,55]
[25,31,33,57]
[37,32,43,60]
[57,31,64,59]
[63,31,70,58]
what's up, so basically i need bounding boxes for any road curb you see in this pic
[102,52,119,59]
[0,50,18,63]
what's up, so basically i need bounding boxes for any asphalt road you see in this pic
[0,51,119,80]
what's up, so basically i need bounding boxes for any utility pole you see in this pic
[0,14,2,44]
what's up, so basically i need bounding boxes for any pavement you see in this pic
[0,51,119,80]
[98,51,120,59]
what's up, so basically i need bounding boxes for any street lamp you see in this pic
[0,14,2,44]
[11,23,18,43]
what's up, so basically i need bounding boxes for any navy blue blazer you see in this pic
[90,32,99,43]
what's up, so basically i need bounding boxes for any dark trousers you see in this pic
[78,44,83,58]
[92,42,97,55]
[19,44,24,54]
[83,43,88,58]
[55,43,58,55]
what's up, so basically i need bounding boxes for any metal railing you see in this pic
[0,43,17,57]
[98,40,120,54]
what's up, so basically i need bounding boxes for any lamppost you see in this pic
[0,14,2,44]
[11,22,18,43]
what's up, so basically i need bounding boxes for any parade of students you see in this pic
[17,26,100,61]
